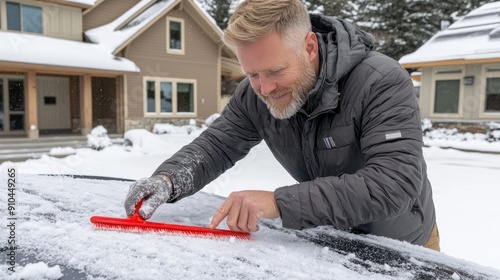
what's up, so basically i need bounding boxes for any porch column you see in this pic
[25,71,39,139]
[116,75,125,134]
[80,74,92,135]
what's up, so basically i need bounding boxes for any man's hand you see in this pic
[209,190,280,232]
[124,175,173,219]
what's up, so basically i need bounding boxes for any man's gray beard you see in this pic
[265,61,317,119]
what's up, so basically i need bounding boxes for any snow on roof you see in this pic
[399,2,500,66]
[85,0,177,54]
[85,0,223,55]
[64,0,97,6]
[0,31,139,73]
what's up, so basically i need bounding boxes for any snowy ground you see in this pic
[1,123,500,276]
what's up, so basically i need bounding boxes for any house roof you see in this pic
[85,0,226,56]
[64,0,96,5]
[0,31,139,74]
[399,1,500,68]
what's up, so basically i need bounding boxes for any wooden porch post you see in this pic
[116,75,124,134]
[80,74,92,135]
[25,71,39,139]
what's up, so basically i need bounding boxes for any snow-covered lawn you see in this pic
[1,123,499,276]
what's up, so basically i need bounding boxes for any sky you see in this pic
[0,122,499,279]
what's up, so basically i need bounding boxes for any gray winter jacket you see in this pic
[154,14,436,245]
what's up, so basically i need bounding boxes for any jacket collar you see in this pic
[302,14,374,117]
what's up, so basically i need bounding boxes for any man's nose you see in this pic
[259,76,277,96]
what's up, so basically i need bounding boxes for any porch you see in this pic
[0,71,125,139]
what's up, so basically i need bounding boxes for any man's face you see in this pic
[236,31,318,119]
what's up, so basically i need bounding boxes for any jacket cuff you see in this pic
[154,171,181,203]
[274,184,302,230]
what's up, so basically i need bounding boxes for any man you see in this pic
[125,0,440,250]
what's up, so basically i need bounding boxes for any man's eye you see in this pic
[269,69,283,75]
[249,74,259,78]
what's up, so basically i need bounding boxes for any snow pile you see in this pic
[422,119,500,153]
[152,122,202,135]
[87,126,113,151]
[424,128,487,142]
[124,129,170,153]
[49,147,76,157]
[487,122,500,142]
[17,262,63,279]
[421,118,432,134]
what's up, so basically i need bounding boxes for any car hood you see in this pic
[1,174,499,279]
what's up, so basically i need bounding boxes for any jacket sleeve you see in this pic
[153,81,262,202]
[275,65,426,230]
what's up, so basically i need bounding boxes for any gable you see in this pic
[85,0,225,55]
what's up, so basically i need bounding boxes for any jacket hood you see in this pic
[305,14,374,116]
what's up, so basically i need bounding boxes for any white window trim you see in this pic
[430,68,464,118]
[166,17,185,55]
[143,76,197,117]
[479,64,500,118]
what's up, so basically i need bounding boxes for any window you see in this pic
[6,2,43,34]
[485,77,500,112]
[434,80,460,113]
[177,83,194,112]
[0,76,25,133]
[144,77,196,116]
[483,66,500,114]
[167,17,184,54]
[431,68,463,117]
[146,81,155,113]
[8,80,24,130]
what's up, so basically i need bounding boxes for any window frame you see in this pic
[479,64,500,118]
[4,1,43,34]
[166,16,185,55]
[430,68,464,118]
[143,77,197,117]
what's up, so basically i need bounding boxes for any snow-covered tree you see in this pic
[202,0,234,30]
[303,0,357,18]
[355,0,498,60]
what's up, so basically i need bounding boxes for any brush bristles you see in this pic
[92,223,252,240]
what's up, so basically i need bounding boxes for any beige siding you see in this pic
[419,67,433,119]
[44,3,82,41]
[83,0,140,31]
[125,8,219,120]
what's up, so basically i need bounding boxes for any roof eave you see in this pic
[0,60,139,76]
[40,0,94,9]
[400,57,500,69]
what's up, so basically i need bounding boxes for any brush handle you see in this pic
[133,199,145,220]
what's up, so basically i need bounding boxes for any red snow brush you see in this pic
[90,200,251,240]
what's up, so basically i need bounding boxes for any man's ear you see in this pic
[304,31,318,62]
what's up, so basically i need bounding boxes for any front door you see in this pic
[0,76,25,135]
[37,76,71,133]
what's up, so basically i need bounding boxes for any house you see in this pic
[399,2,500,127]
[0,0,243,139]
